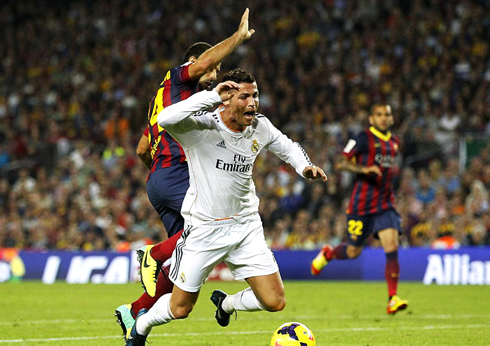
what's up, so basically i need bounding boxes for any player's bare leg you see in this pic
[169,285,200,319]
[246,271,286,311]
[378,228,408,315]
[211,272,285,327]
[129,285,199,344]
[346,245,362,258]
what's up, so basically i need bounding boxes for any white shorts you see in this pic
[169,213,279,292]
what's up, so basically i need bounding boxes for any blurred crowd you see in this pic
[0,0,489,251]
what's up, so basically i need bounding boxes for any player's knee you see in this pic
[384,243,398,253]
[171,304,193,319]
[382,238,399,253]
[262,295,286,312]
[347,246,362,258]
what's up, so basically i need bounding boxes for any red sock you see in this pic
[326,243,348,261]
[131,265,174,318]
[385,251,399,298]
[150,229,183,262]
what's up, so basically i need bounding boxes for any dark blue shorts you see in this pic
[146,163,189,237]
[346,209,401,247]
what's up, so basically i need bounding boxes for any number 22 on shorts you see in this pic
[348,220,363,237]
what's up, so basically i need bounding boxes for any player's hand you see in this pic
[303,165,328,182]
[361,165,382,177]
[237,8,255,41]
[214,81,240,102]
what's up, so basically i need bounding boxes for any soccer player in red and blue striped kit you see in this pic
[116,9,255,343]
[311,104,409,315]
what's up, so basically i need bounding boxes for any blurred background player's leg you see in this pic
[377,226,408,315]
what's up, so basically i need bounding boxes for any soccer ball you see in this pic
[270,322,316,346]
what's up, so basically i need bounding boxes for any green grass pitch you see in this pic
[1,281,488,345]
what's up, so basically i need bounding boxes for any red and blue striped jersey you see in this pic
[343,126,400,216]
[146,62,199,176]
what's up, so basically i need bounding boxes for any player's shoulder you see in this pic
[173,61,192,72]
[391,132,400,143]
[252,112,270,127]
[250,112,276,133]
[192,109,212,118]
[354,129,370,142]
[343,130,369,154]
[167,62,193,82]
[198,108,222,126]
[166,63,184,76]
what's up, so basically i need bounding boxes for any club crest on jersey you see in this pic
[251,139,259,153]
[180,272,186,283]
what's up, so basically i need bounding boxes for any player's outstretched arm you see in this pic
[336,157,382,176]
[157,90,222,128]
[303,165,328,182]
[188,8,255,79]
[157,82,239,127]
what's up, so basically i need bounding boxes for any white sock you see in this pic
[136,293,175,335]
[222,287,265,313]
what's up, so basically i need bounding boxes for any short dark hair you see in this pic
[183,42,212,63]
[369,104,390,115]
[220,68,256,84]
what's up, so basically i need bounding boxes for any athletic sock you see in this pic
[131,265,174,318]
[136,293,175,335]
[385,250,400,298]
[326,243,348,261]
[222,287,265,313]
[150,229,184,262]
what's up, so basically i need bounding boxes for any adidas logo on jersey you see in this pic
[216,140,227,149]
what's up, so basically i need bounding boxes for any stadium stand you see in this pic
[0,0,488,250]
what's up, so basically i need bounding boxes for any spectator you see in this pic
[409,210,432,247]
[465,180,489,217]
[465,221,487,246]
[416,170,436,205]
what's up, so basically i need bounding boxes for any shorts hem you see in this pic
[232,267,279,281]
[170,276,202,293]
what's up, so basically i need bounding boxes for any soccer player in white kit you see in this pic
[125,68,327,345]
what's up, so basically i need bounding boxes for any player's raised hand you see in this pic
[214,81,240,102]
[303,165,328,182]
[237,8,255,41]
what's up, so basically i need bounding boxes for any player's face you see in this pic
[368,105,394,132]
[199,64,221,90]
[229,82,259,130]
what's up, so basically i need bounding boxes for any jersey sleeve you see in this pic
[173,63,194,85]
[157,90,221,128]
[263,116,312,178]
[157,90,221,147]
[342,131,368,160]
[143,126,149,137]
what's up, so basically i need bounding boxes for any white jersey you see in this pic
[157,90,312,226]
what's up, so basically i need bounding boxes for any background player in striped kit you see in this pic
[311,104,409,315]
[125,69,327,345]
[115,9,255,341]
